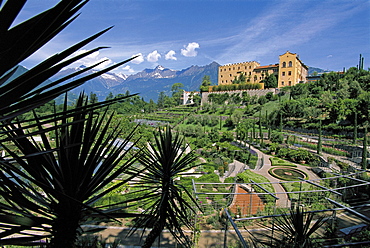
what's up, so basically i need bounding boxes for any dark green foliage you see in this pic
[258,95,268,105]
[276,148,320,165]
[362,126,368,169]
[270,67,370,135]
[211,82,262,92]
[271,132,284,144]
[354,111,358,143]
[200,75,212,92]
[262,74,278,89]
[224,117,234,128]
[0,1,141,246]
[251,206,328,248]
[317,119,322,154]
[0,95,142,247]
[131,127,199,248]
[220,131,234,142]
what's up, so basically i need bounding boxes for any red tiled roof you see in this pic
[254,64,279,70]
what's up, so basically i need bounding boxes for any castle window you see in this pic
[230,74,232,77]
[289,81,292,86]
[282,62,286,68]
[249,72,252,75]
[281,81,284,86]
[282,72,285,76]
[249,66,251,69]
[221,75,223,77]
[229,68,231,71]
[288,61,292,67]
[288,71,292,76]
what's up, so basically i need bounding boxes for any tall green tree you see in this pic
[317,119,322,155]
[362,125,368,169]
[259,110,263,144]
[200,75,212,92]
[263,73,278,88]
[354,111,358,144]
[89,92,99,104]
[171,82,184,105]
[157,91,166,108]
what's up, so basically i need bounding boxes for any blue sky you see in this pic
[19,0,370,75]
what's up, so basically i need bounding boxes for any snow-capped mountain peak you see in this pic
[116,72,128,80]
[155,65,165,71]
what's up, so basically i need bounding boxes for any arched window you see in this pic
[282,62,286,68]
[288,61,292,67]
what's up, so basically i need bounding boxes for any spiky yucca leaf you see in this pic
[0,94,144,247]
[130,127,200,248]
[0,0,137,122]
[250,206,328,248]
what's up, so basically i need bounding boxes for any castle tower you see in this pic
[278,51,308,88]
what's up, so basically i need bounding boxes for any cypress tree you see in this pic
[317,119,322,155]
[354,111,358,144]
[279,112,283,132]
[252,121,256,142]
[362,126,368,169]
[259,110,263,144]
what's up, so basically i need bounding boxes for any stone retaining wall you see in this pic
[201,88,278,105]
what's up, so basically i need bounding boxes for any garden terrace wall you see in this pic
[201,88,277,105]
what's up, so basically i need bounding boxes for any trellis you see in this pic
[192,170,370,247]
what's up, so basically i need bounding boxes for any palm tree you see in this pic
[130,127,200,248]
[0,94,144,247]
[250,206,328,248]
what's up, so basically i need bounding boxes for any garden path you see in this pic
[233,141,291,208]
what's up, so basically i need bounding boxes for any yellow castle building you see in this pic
[218,51,308,88]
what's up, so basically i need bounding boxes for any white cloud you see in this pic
[181,42,200,57]
[71,50,114,69]
[165,50,177,60]
[131,53,144,64]
[147,50,161,62]
[122,65,135,73]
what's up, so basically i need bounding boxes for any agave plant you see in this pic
[0,94,145,247]
[250,206,328,248]
[130,127,200,248]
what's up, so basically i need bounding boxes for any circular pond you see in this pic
[269,167,308,181]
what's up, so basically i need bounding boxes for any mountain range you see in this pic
[52,62,220,102]
[12,62,326,103]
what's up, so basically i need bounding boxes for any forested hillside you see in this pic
[269,67,370,136]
